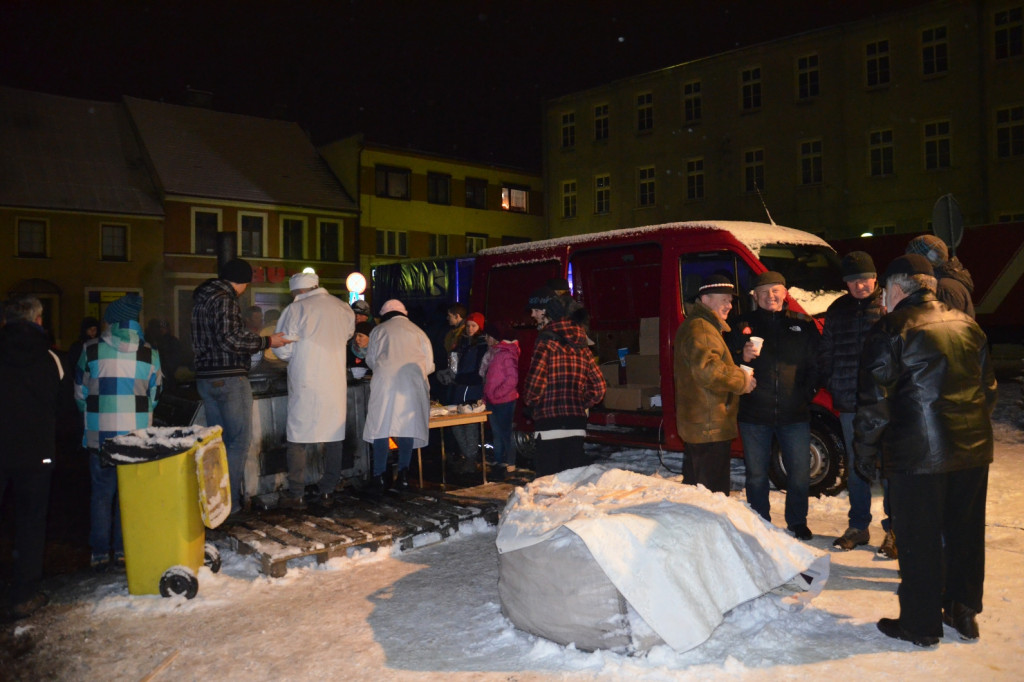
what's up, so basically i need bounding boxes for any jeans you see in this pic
[286,440,349,498]
[739,421,810,528]
[486,400,516,466]
[840,412,872,530]
[197,376,253,513]
[89,451,123,557]
[372,437,413,476]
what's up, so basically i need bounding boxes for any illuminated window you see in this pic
[561,112,575,148]
[683,81,702,123]
[922,26,948,75]
[636,93,653,132]
[741,67,762,110]
[800,140,823,185]
[594,104,609,141]
[595,174,611,214]
[101,223,128,261]
[924,120,951,169]
[797,54,819,99]
[686,158,704,200]
[637,166,655,207]
[17,218,47,257]
[562,181,577,219]
[866,40,890,87]
[501,184,529,213]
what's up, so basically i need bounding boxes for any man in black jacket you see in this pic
[728,271,820,541]
[854,254,996,647]
[0,296,63,619]
[819,252,886,552]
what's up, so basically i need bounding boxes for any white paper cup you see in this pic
[749,336,764,352]
[351,367,367,379]
[740,364,754,376]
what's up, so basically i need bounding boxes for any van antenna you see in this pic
[755,185,776,226]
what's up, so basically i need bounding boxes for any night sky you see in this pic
[0,1,932,170]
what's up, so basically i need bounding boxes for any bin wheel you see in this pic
[204,543,222,573]
[159,567,199,599]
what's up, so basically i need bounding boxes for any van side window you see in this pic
[679,251,757,318]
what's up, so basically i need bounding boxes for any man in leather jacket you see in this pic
[854,254,996,647]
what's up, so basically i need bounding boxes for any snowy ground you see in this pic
[4,384,1024,680]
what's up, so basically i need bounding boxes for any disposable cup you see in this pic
[749,336,764,352]
[740,364,754,376]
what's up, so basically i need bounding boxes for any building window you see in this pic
[637,166,656,207]
[17,218,47,257]
[239,213,265,257]
[501,184,529,213]
[922,26,949,75]
[636,93,653,132]
[374,165,411,200]
[995,7,1023,60]
[319,220,340,262]
[562,181,577,219]
[924,120,951,169]
[869,129,895,176]
[429,234,449,257]
[797,54,820,99]
[866,40,890,87]
[998,212,1024,222]
[101,223,128,261]
[683,81,702,123]
[282,217,305,259]
[594,104,609,141]
[427,172,451,205]
[376,229,408,256]
[996,106,1024,158]
[871,224,897,236]
[800,140,823,185]
[193,208,220,255]
[561,112,576,149]
[740,67,762,111]
[465,177,487,209]
[466,233,488,253]
[744,149,765,193]
[686,158,704,200]
[594,175,611,214]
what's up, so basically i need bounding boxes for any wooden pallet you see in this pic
[214,482,516,577]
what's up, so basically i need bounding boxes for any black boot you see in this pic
[394,468,409,492]
[943,601,980,641]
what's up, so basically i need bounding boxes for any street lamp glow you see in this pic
[346,272,367,294]
[302,266,316,274]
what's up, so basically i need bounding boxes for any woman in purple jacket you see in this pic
[480,322,520,479]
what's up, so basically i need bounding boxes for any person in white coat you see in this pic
[273,272,355,508]
[362,299,434,491]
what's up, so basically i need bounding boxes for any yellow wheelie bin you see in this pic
[101,425,231,598]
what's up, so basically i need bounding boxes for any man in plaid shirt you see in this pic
[191,259,291,514]
[75,293,161,570]
[522,294,605,476]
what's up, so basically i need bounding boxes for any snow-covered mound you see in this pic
[496,466,830,654]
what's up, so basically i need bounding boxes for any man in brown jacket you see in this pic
[673,275,756,493]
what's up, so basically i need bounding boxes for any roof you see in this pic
[124,97,357,212]
[0,87,163,216]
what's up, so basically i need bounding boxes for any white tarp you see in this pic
[496,466,830,653]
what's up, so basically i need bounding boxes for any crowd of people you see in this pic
[2,236,996,649]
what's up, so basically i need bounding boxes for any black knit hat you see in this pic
[219,259,253,284]
[697,274,736,297]
[841,251,877,282]
[526,286,555,312]
[883,253,934,280]
[354,321,375,336]
[752,271,786,288]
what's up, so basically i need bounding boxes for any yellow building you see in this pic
[321,136,546,279]
[544,0,1024,240]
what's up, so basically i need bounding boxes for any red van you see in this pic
[470,220,848,496]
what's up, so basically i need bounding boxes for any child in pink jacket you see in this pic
[480,322,520,477]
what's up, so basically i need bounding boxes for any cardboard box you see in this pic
[603,384,659,411]
[639,317,660,355]
[599,363,619,386]
[626,353,660,385]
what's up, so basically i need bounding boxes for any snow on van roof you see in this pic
[478,221,830,258]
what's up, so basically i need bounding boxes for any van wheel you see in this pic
[767,420,843,497]
[513,429,536,469]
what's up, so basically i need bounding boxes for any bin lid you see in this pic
[100,425,222,465]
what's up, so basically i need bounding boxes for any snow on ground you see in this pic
[5,384,1024,680]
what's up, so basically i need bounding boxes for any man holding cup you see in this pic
[673,275,756,494]
[727,271,821,540]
